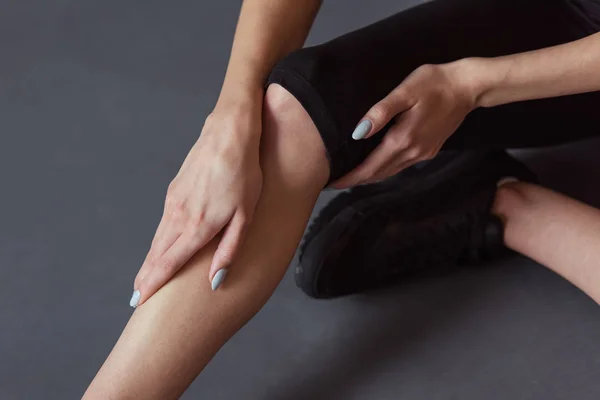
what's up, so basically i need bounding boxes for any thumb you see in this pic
[352,87,413,140]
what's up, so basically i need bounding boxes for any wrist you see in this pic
[444,57,507,109]
[207,87,264,142]
[216,82,264,111]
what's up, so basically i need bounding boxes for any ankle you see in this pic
[493,179,529,219]
[491,179,539,250]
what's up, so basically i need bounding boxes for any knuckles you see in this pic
[414,63,439,79]
[384,131,412,150]
[406,146,422,159]
[369,102,392,122]
[159,256,175,274]
[165,191,186,216]
[215,250,234,265]
[188,210,208,232]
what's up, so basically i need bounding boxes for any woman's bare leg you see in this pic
[493,181,600,303]
[83,84,329,399]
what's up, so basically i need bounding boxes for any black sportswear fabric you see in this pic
[266,0,600,183]
[568,0,600,29]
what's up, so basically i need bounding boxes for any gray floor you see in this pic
[2,1,600,399]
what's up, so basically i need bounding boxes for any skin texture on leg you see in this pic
[493,181,600,303]
[83,84,329,399]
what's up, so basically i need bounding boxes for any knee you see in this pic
[260,84,330,189]
[262,83,320,151]
[263,84,306,124]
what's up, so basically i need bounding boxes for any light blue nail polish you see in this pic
[211,269,228,291]
[129,290,140,308]
[352,120,372,140]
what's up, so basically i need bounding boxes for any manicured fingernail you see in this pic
[497,176,520,188]
[211,269,228,291]
[129,290,141,308]
[351,120,372,140]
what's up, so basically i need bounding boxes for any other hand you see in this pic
[332,62,478,189]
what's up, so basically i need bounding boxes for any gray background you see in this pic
[2,0,600,399]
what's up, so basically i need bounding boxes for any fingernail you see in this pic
[497,176,520,188]
[129,290,141,308]
[351,120,372,140]
[211,269,228,291]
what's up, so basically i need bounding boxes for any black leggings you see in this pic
[266,0,600,182]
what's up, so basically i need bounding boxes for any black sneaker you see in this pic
[297,150,537,299]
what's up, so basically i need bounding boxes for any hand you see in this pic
[331,62,478,189]
[132,100,263,306]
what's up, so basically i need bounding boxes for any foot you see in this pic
[297,150,537,298]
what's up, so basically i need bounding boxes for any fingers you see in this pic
[134,218,180,289]
[335,87,415,188]
[361,140,441,186]
[351,86,414,141]
[208,211,248,291]
[134,218,225,307]
[330,139,398,189]
[332,112,414,189]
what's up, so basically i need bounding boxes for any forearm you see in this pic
[218,0,321,106]
[458,32,600,108]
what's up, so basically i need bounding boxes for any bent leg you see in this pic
[83,84,329,399]
[493,181,600,303]
[268,0,600,183]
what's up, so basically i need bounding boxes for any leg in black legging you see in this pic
[268,0,600,182]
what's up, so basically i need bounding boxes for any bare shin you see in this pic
[83,85,329,399]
